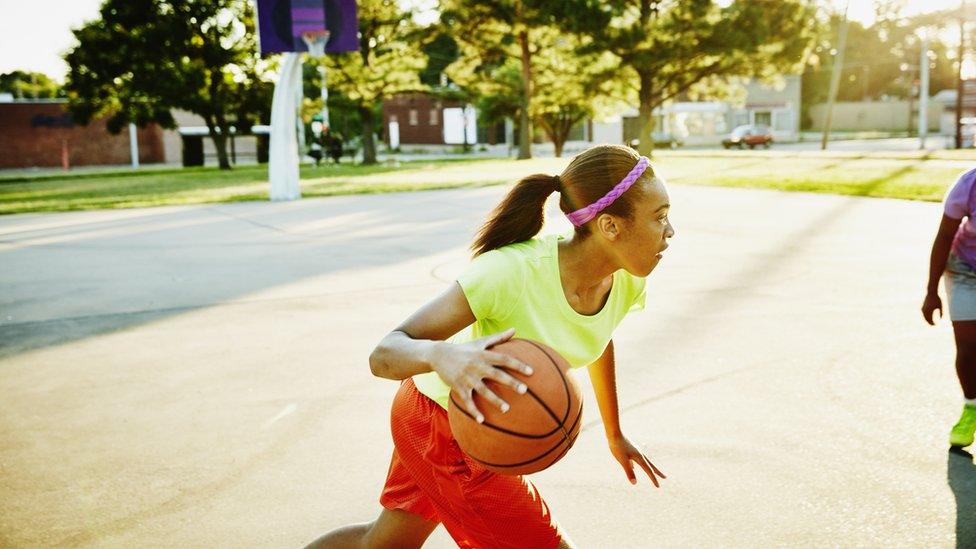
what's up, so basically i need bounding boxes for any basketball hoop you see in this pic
[301,30,330,59]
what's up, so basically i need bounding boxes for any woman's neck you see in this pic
[558,235,617,297]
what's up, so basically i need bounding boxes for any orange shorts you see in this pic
[379,378,564,549]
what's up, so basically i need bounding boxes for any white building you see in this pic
[589,75,802,147]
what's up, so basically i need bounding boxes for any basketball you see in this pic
[448,338,583,475]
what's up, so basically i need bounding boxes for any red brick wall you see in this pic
[0,102,165,169]
[382,94,465,145]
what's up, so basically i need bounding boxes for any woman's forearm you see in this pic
[928,237,952,295]
[369,330,443,380]
[587,340,623,440]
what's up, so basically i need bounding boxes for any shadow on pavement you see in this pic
[949,447,975,548]
[0,188,501,360]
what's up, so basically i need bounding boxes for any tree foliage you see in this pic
[442,0,608,158]
[802,6,962,128]
[0,71,64,99]
[317,0,427,164]
[574,0,817,155]
[63,0,274,169]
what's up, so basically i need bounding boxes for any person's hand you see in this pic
[429,328,534,423]
[609,433,666,487]
[922,293,943,325]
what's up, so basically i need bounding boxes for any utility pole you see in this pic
[906,64,918,136]
[821,1,850,150]
[957,0,967,149]
[862,65,870,101]
[920,30,930,149]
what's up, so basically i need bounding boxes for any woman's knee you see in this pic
[557,536,578,549]
[303,522,372,549]
[362,509,438,549]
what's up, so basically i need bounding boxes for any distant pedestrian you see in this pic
[308,136,323,167]
[329,132,344,165]
[923,167,976,448]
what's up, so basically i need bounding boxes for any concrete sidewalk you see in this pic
[0,183,972,547]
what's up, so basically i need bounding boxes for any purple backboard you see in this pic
[256,0,359,55]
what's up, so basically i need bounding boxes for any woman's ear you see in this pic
[596,214,619,240]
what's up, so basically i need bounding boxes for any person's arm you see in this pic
[368,282,532,421]
[923,214,963,325]
[587,340,623,440]
[587,340,666,487]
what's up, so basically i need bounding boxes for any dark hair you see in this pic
[470,144,653,256]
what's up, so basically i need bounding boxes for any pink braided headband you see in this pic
[565,155,649,227]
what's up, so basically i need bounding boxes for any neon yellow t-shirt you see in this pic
[412,231,647,409]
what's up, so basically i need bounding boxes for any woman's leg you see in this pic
[952,321,976,399]
[304,508,439,549]
[557,534,578,549]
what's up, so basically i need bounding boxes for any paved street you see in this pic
[0,182,972,547]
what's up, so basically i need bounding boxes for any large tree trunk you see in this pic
[517,29,532,160]
[637,69,655,158]
[205,118,232,170]
[635,0,656,158]
[552,118,568,158]
[206,75,232,170]
[360,106,377,165]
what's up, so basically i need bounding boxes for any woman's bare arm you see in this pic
[368,282,533,421]
[368,282,477,380]
[927,214,962,297]
[923,214,963,325]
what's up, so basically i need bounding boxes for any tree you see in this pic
[441,0,593,159]
[446,55,520,142]
[0,71,64,99]
[575,0,817,156]
[64,0,273,169]
[318,0,427,165]
[802,7,961,126]
[530,31,620,157]
[420,32,460,88]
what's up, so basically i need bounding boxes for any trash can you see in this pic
[256,135,269,164]
[182,135,204,167]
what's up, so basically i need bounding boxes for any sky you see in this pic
[836,0,962,25]
[0,0,966,82]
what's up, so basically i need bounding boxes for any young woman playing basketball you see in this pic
[306,144,672,548]
[923,168,976,448]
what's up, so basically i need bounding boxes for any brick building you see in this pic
[381,93,504,146]
[0,100,165,169]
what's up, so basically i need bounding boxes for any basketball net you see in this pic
[301,30,330,59]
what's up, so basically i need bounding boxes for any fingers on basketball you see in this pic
[482,363,528,395]
[481,328,516,349]
[473,379,509,413]
[484,350,533,376]
[457,385,485,423]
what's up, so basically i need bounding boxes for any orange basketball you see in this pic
[448,338,583,475]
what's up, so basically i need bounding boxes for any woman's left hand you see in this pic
[609,433,666,487]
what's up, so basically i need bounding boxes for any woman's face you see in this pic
[618,176,674,277]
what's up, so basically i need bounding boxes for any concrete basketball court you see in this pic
[1,181,973,547]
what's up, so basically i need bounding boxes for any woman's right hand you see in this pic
[429,327,534,423]
[922,293,943,325]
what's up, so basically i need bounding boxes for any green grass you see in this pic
[0,151,970,215]
[657,152,966,202]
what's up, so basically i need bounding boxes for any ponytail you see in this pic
[470,144,649,257]
[470,174,559,257]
